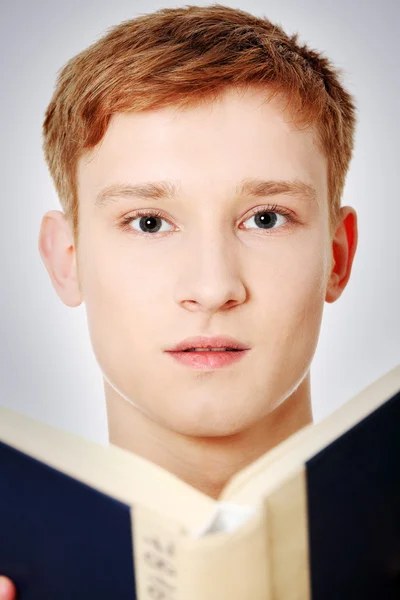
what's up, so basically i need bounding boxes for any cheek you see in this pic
[78,236,168,360]
[253,233,330,346]
[81,226,158,302]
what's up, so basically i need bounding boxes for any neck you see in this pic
[105,375,313,499]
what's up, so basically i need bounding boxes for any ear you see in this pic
[325,206,358,303]
[38,210,83,307]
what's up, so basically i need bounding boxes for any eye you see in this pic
[120,210,174,234]
[241,204,294,231]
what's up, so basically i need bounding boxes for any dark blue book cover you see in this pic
[0,441,137,599]
[306,389,400,600]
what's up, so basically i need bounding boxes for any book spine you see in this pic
[131,504,187,600]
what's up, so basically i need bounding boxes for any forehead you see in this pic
[77,87,327,204]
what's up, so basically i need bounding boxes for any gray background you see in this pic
[0,0,399,444]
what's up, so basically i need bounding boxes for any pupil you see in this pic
[140,216,162,233]
[255,212,277,229]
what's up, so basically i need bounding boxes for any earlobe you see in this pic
[38,210,83,307]
[325,207,358,303]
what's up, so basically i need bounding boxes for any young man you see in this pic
[0,4,358,598]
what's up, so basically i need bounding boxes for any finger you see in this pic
[0,577,16,600]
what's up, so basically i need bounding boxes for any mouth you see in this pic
[167,335,249,353]
[182,348,242,352]
[164,336,250,368]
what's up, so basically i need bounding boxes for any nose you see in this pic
[173,229,248,314]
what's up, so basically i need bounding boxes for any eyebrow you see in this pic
[94,178,317,207]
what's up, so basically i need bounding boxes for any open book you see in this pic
[0,364,399,600]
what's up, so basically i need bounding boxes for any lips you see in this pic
[166,335,249,353]
[164,335,250,369]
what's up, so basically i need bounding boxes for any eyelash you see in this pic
[119,203,297,235]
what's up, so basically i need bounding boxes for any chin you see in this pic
[172,421,246,439]
[159,402,262,439]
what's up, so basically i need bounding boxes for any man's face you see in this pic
[76,87,331,436]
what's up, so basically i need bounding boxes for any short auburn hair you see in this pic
[42,4,356,246]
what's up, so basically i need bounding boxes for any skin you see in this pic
[1,86,357,599]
